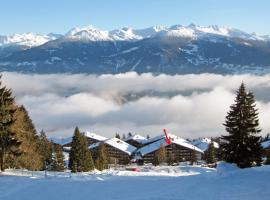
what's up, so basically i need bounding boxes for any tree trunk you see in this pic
[0,150,4,172]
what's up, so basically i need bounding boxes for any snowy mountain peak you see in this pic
[65,25,111,41]
[0,32,58,47]
[110,27,143,41]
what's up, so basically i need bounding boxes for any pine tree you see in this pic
[115,133,120,139]
[38,130,53,170]
[10,106,43,170]
[128,132,132,137]
[51,143,65,171]
[146,134,150,139]
[122,133,126,140]
[0,76,21,171]
[69,127,94,172]
[206,142,216,164]
[153,145,166,166]
[95,143,108,171]
[221,83,263,168]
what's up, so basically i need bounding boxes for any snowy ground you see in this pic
[0,163,270,200]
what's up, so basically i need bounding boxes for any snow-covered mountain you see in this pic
[1,24,270,74]
[0,32,60,48]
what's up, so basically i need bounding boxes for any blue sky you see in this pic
[1,0,269,35]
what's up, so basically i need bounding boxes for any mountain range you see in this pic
[1,24,270,74]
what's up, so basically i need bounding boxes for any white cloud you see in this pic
[2,72,270,139]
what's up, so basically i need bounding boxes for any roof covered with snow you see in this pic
[124,134,148,144]
[136,134,204,156]
[261,140,270,149]
[51,137,72,146]
[82,131,107,141]
[51,131,107,146]
[192,138,220,152]
[89,138,137,155]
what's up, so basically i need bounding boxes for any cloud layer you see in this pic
[2,72,270,139]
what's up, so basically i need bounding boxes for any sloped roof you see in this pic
[51,131,107,145]
[136,133,204,156]
[261,140,270,149]
[51,137,72,145]
[89,137,137,155]
[124,134,148,144]
[82,131,107,141]
[192,138,220,152]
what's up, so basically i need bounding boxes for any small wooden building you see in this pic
[89,138,137,165]
[135,134,204,164]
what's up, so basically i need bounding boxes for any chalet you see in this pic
[124,134,149,148]
[89,138,137,165]
[135,133,204,164]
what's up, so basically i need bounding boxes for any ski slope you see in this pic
[0,163,270,200]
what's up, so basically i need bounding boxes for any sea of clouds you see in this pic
[2,72,270,139]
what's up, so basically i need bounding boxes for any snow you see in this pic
[51,132,107,146]
[124,134,148,144]
[137,133,204,156]
[0,33,58,47]
[82,131,107,142]
[62,24,270,42]
[261,140,270,149]
[1,164,270,200]
[51,137,72,146]
[89,137,137,155]
[1,24,269,47]
[192,138,220,152]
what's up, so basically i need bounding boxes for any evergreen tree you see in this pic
[51,143,65,171]
[146,134,150,139]
[265,150,270,165]
[122,133,126,140]
[128,132,132,137]
[115,133,120,139]
[95,143,108,171]
[38,130,53,170]
[153,145,166,166]
[0,76,21,171]
[221,83,263,168]
[69,127,94,172]
[206,142,216,164]
[10,106,43,170]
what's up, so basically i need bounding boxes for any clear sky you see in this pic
[1,0,269,35]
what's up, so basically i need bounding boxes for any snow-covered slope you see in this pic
[1,164,270,200]
[192,138,220,152]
